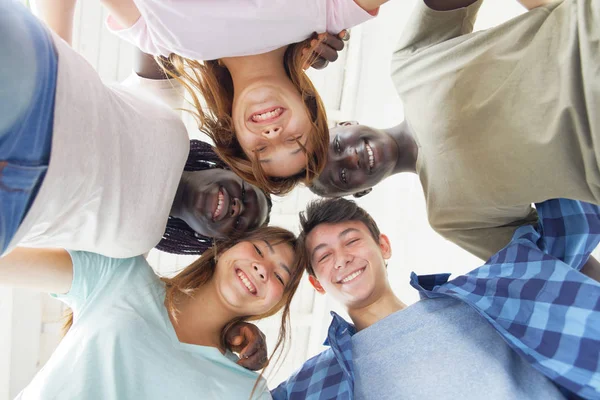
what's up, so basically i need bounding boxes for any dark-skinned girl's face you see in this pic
[178,169,269,239]
[312,122,399,197]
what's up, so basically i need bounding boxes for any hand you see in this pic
[225,322,268,371]
[303,30,350,70]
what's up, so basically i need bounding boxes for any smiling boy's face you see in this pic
[305,220,392,309]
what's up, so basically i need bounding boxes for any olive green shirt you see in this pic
[391,0,600,260]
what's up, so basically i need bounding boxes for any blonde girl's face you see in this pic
[232,78,313,178]
[213,239,296,316]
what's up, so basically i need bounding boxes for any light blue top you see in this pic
[352,297,565,400]
[17,251,271,400]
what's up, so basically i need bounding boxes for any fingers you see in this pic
[320,33,345,52]
[339,29,351,42]
[236,327,268,371]
[224,324,244,352]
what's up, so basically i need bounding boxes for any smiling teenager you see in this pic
[0,1,276,258]
[310,0,600,276]
[101,0,388,194]
[272,198,600,399]
[1,227,304,399]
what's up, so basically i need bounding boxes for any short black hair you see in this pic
[298,198,380,276]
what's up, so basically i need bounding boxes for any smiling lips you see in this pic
[337,267,366,284]
[365,141,374,170]
[236,269,258,295]
[249,107,284,124]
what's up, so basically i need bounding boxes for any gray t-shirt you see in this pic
[391,0,600,261]
[352,297,565,400]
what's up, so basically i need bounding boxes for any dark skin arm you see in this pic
[225,322,268,371]
[582,256,600,283]
[133,49,178,80]
[424,0,479,11]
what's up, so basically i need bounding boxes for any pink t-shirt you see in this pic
[108,0,376,60]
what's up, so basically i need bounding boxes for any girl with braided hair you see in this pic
[0,2,271,258]
[158,140,273,255]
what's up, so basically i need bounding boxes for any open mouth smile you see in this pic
[364,140,374,172]
[249,107,285,124]
[212,187,230,222]
[236,269,258,295]
[337,267,366,284]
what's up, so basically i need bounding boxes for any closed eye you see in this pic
[318,253,331,263]
[253,243,263,257]
[334,136,341,153]
[346,238,360,246]
[275,273,285,285]
[254,145,268,153]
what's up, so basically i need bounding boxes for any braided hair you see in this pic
[156,140,273,255]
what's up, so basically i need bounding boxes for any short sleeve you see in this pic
[437,207,539,262]
[51,251,130,313]
[106,14,165,57]
[326,0,376,34]
[391,0,483,64]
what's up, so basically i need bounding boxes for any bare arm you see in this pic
[100,0,141,29]
[354,0,389,13]
[30,0,77,45]
[0,248,73,294]
[133,49,178,80]
[581,256,600,283]
[424,0,479,11]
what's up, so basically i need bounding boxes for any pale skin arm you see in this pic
[100,0,141,29]
[0,248,73,294]
[30,0,77,45]
[354,0,389,12]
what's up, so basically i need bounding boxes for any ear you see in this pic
[308,275,326,294]
[336,121,359,127]
[353,188,372,198]
[378,234,392,260]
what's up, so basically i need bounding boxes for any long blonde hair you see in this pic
[160,41,330,195]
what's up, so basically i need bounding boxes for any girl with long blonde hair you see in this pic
[102,0,388,194]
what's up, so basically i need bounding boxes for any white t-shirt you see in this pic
[107,0,376,60]
[16,251,271,400]
[5,32,190,258]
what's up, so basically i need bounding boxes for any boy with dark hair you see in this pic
[272,198,600,399]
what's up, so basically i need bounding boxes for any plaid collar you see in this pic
[273,199,600,400]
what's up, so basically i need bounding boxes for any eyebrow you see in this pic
[259,138,308,162]
[263,240,292,276]
[310,228,360,260]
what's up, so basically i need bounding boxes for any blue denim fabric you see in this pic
[0,0,57,253]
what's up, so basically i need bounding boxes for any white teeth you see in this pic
[365,143,374,169]
[251,107,283,122]
[237,270,257,294]
[213,191,224,219]
[340,268,364,283]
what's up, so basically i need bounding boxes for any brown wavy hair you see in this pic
[63,226,305,396]
[160,40,329,195]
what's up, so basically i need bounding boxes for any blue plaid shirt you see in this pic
[272,199,600,400]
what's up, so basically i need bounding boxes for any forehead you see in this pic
[305,221,373,252]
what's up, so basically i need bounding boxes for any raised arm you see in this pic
[100,0,141,30]
[354,0,389,13]
[30,0,77,44]
[0,248,73,294]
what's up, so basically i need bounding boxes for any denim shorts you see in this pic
[0,0,57,253]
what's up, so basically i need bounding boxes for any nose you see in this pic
[230,198,245,218]
[340,148,359,169]
[261,126,282,139]
[334,252,354,270]
[252,262,268,281]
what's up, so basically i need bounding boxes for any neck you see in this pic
[170,171,189,218]
[221,46,289,89]
[166,282,238,351]
[384,121,419,175]
[348,288,406,331]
